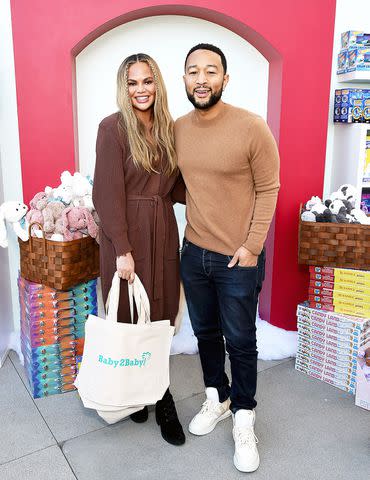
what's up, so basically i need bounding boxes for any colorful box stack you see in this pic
[18,274,97,398]
[296,303,370,394]
[337,30,370,75]
[308,266,370,318]
[333,88,370,123]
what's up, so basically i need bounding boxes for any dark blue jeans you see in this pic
[180,239,265,412]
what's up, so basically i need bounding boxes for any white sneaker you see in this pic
[188,387,231,435]
[232,410,260,472]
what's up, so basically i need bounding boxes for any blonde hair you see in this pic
[116,53,177,176]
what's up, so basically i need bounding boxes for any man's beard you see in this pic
[186,87,223,110]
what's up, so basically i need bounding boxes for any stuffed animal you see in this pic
[46,172,74,205]
[62,206,98,241]
[305,196,322,211]
[65,171,94,211]
[26,191,50,226]
[328,199,349,223]
[42,201,65,234]
[301,210,316,222]
[0,201,29,247]
[331,184,358,207]
[350,208,370,225]
[311,203,332,222]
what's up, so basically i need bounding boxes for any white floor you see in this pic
[0,352,369,480]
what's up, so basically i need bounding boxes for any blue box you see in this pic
[334,90,342,122]
[341,31,365,49]
[348,48,370,72]
[337,50,348,74]
[340,89,363,122]
[363,90,370,122]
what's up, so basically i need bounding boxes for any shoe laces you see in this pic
[234,426,259,448]
[199,399,219,416]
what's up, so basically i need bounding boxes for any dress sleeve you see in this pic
[242,117,280,256]
[170,173,186,205]
[92,122,132,257]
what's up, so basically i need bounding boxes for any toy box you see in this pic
[362,93,370,124]
[334,89,342,122]
[339,89,364,122]
[348,47,370,72]
[355,341,370,410]
[341,31,367,49]
[337,50,348,74]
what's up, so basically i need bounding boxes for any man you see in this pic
[175,44,280,472]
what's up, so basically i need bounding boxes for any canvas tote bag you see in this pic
[75,272,175,423]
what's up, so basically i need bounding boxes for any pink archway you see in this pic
[10,0,337,329]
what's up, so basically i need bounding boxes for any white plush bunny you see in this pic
[0,201,29,248]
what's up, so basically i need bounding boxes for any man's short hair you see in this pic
[184,43,227,74]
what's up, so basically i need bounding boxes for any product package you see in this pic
[341,31,370,49]
[296,303,370,395]
[18,274,98,398]
[355,341,370,410]
[348,48,370,72]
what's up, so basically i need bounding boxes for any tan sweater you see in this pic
[174,103,280,256]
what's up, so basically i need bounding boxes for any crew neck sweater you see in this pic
[174,103,280,256]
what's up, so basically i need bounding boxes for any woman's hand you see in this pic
[116,252,135,284]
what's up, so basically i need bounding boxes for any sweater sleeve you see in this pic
[92,122,132,257]
[170,173,186,205]
[243,117,280,256]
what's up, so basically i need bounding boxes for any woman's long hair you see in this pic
[116,53,177,176]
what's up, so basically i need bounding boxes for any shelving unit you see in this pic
[337,71,370,83]
[332,39,370,208]
[330,123,369,207]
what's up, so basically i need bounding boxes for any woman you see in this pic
[92,53,185,446]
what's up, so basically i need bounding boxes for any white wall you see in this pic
[323,0,370,199]
[76,15,269,177]
[0,0,23,362]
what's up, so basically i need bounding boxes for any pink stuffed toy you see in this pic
[43,201,65,234]
[26,191,49,229]
[62,206,98,241]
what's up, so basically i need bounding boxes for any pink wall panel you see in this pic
[10,0,337,329]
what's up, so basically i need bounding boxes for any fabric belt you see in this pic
[127,194,167,300]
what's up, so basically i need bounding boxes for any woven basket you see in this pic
[19,223,99,290]
[298,205,370,270]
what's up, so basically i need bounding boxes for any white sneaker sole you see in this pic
[188,409,232,436]
[233,453,260,473]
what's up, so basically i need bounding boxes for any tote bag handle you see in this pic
[106,272,150,325]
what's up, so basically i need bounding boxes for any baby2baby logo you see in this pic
[98,352,151,368]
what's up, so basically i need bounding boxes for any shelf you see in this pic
[362,182,370,189]
[337,71,370,83]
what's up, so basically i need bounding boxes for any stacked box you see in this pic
[308,266,370,318]
[338,31,370,75]
[296,304,370,394]
[18,274,97,398]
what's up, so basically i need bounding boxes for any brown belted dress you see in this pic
[92,113,185,325]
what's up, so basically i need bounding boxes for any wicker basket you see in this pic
[298,205,370,270]
[19,223,99,290]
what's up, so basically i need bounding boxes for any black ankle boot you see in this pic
[155,389,185,446]
[130,406,148,423]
